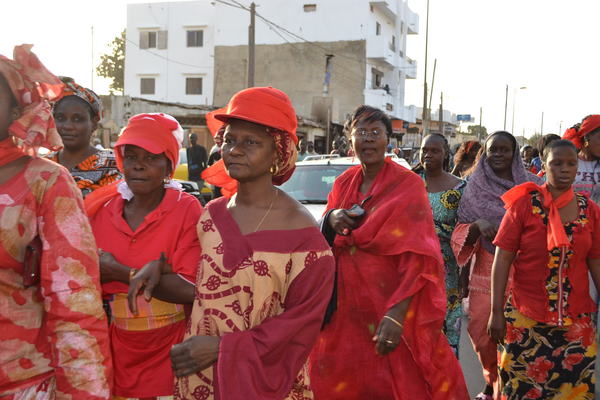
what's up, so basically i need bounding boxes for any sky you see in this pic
[2,0,598,138]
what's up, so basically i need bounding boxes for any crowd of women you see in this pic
[2,45,600,400]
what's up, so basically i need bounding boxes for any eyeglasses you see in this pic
[352,128,385,139]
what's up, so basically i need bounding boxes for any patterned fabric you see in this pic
[0,44,64,152]
[0,158,112,398]
[498,299,596,400]
[421,174,466,356]
[56,77,102,119]
[46,149,121,198]
[3,376,55,400]
[175,197,334,400]
[451,225,499,387]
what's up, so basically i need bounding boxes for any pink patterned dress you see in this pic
[0,157,112,399]
[175,197,334,400]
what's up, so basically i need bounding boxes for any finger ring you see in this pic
[385,339,394,345]
[342,228,350,235]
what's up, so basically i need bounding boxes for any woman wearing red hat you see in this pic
[562,115,600,204]
[84,113,202,399]
[129,87,335,400]
[309,105,468,400]
[0,45,112,399]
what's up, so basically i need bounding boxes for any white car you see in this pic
[280,155,411,220]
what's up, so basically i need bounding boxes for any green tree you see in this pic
[467,124,487,138]
[97,30,125,94]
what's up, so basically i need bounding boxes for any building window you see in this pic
[187,30,204,47]
[371,68,383,89]
[140,78,155,95]
[303,4,317,12]
[186,77,203,95]
[376,22,381,36]
[140,30,167,49]
[390,35,396,51]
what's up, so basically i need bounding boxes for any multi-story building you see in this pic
[125,0,419,147]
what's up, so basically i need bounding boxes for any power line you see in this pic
[125,37,213,69]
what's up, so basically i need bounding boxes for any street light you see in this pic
[511,86,527,135]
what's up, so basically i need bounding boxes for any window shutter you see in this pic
[158,30,168,49]
[139,31,149,49]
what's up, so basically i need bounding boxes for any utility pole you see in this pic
[247,2,256,88]
[503,84,508,130]
[421,0,430,138]
[428,59,437,122]
[439,92,443,136]
[540,111,544,135]
[323,55,334,152]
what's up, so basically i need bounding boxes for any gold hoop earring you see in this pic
[270,164,279,175]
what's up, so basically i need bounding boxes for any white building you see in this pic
[125,0,419,122]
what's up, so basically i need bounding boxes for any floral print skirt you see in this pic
[498,300,596,399]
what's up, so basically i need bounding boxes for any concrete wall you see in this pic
[213,40,366,124]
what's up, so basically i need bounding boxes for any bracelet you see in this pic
[383,315,403,329]
[129,268,138,282]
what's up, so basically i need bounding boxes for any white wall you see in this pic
[125,0,418,119]
[125,1,215,105]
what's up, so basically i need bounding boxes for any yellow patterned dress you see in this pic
[175,197,335,400]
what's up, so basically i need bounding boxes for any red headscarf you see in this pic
[0,44,63,154]
[84,113,183,217]
[201,87,299,197]
[502,182,574,250]
[562,115,600,150]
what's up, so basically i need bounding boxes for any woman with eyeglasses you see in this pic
[310,105,468,400]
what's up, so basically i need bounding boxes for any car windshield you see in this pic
[280,164,350,203]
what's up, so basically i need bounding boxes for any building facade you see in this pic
[125,0,420,145]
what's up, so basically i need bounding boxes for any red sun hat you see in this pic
[114,113,184,176]
[214,86,298,144]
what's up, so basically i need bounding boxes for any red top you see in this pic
[494,190,600,325]
[92,188,201,294]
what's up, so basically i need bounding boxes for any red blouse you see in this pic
[494,191,600,325]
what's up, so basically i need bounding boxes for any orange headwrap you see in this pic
[201,87,299,197]
[115,113,183,177]
[562,115,600,150]
[0,44,63,152]
[502,182,574,250]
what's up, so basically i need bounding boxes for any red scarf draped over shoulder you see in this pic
[325,159,468,398]
[327,158,443,263]
[502,182,574,250]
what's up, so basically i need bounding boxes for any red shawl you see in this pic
[310,158,468,399]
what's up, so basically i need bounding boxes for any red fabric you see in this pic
[90,188,202,292]
[201,87,299,197]
[0,137,26,166]
[310,158,468,400]
[0,158,112,398]
[206,107,226,136]
[83,181,120,218]
[176,197,335,399]
[89,188,201,397]
[115,113,182,175]
[502,182,574,250]
[110,321,186,397]
[562,115,600,149]
[0,45,63,151]
[214,86,298,144]
[494,192,600,324]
